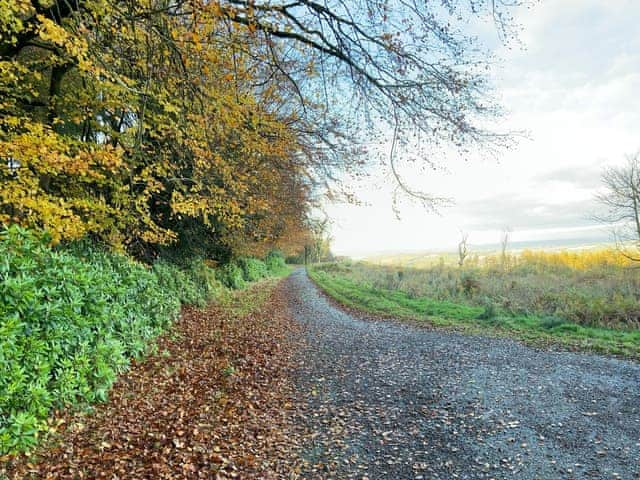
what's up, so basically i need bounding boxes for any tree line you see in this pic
[1,0,521,260]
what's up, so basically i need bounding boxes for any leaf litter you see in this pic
[2,281,307,479]
[4,270,640,480]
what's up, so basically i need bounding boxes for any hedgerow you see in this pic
[238,257,270,282]
[153,259,222,307]
[216,262,247,289]
[265,250,287,273]
[0,226,182,453]
[0,226,279,454]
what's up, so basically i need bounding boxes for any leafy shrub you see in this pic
[0,227,286,454]
[153,260,203,306]
[216,262,246,289]
[0,226,180,454]
[238,257,269,282]
[265,250,287,272]
[153,259,221,307]
[185,258,223,301]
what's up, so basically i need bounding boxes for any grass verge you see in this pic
[308,268,640,360]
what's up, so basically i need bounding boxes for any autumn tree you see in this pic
[0,1,309,255]
[1,0,523,258]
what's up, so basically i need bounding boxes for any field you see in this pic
[308,247,640,358]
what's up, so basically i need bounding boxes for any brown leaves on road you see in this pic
[2,280,305,479]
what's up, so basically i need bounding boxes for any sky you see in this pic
[324,0,640,257]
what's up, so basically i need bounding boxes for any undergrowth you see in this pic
[0,226,289,454]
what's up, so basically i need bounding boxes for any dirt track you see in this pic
[287,269,640,479]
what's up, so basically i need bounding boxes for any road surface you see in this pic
[286,269,640,479]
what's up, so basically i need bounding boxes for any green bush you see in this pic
[265,250,286,272]
[153,260,203,305]
[216,262,246,289]
[0,227,288,454]
[153,259,221,307]
[185,258,223,301]
[0,226,180,454]
[238,257,269,282]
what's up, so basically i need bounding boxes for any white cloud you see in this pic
[326,0,640,256]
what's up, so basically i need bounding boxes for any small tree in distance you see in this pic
[595,153,640,261]
[458,232,470,267]
[500,227,512,269]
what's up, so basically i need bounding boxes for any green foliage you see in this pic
[265,250,287,272]
[185,259,223,301]
[153,261,203,306]
[0,226,289,454]
[216,254,285,289]
[0,412,42,454]
[0,226,181,454]
[309,264,640,359]
[238,257,269,282]
[216,262,247,289]
[153,259,221,307]
[540,316,567,330]
[285,253,304,264]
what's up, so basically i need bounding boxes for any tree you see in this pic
[302,217,333,264]
[1,0,523,258]
[500,227,512,269]
[596,153,640,261]
[1,1,316,256]
[458,231,469,267]
[219,0,523,202]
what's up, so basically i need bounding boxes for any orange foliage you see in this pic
[0,2,314,255]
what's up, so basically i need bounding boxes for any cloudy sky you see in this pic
[325,0,640,257]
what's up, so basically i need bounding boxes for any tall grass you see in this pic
[308,267,640,359]
[316,248,640,330]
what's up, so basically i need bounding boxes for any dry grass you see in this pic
[318,248,640,330]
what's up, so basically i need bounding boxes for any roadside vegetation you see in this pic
[1,0,590,470]
[0,226,289,455]
[2,277,302,479]
[308,249,640,359]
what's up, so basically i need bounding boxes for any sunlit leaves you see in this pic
[1,1,314,256]
[0,0,33,46]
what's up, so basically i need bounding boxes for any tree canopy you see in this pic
[1,0,521,258]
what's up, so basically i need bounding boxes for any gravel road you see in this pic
[285,269,640,480]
